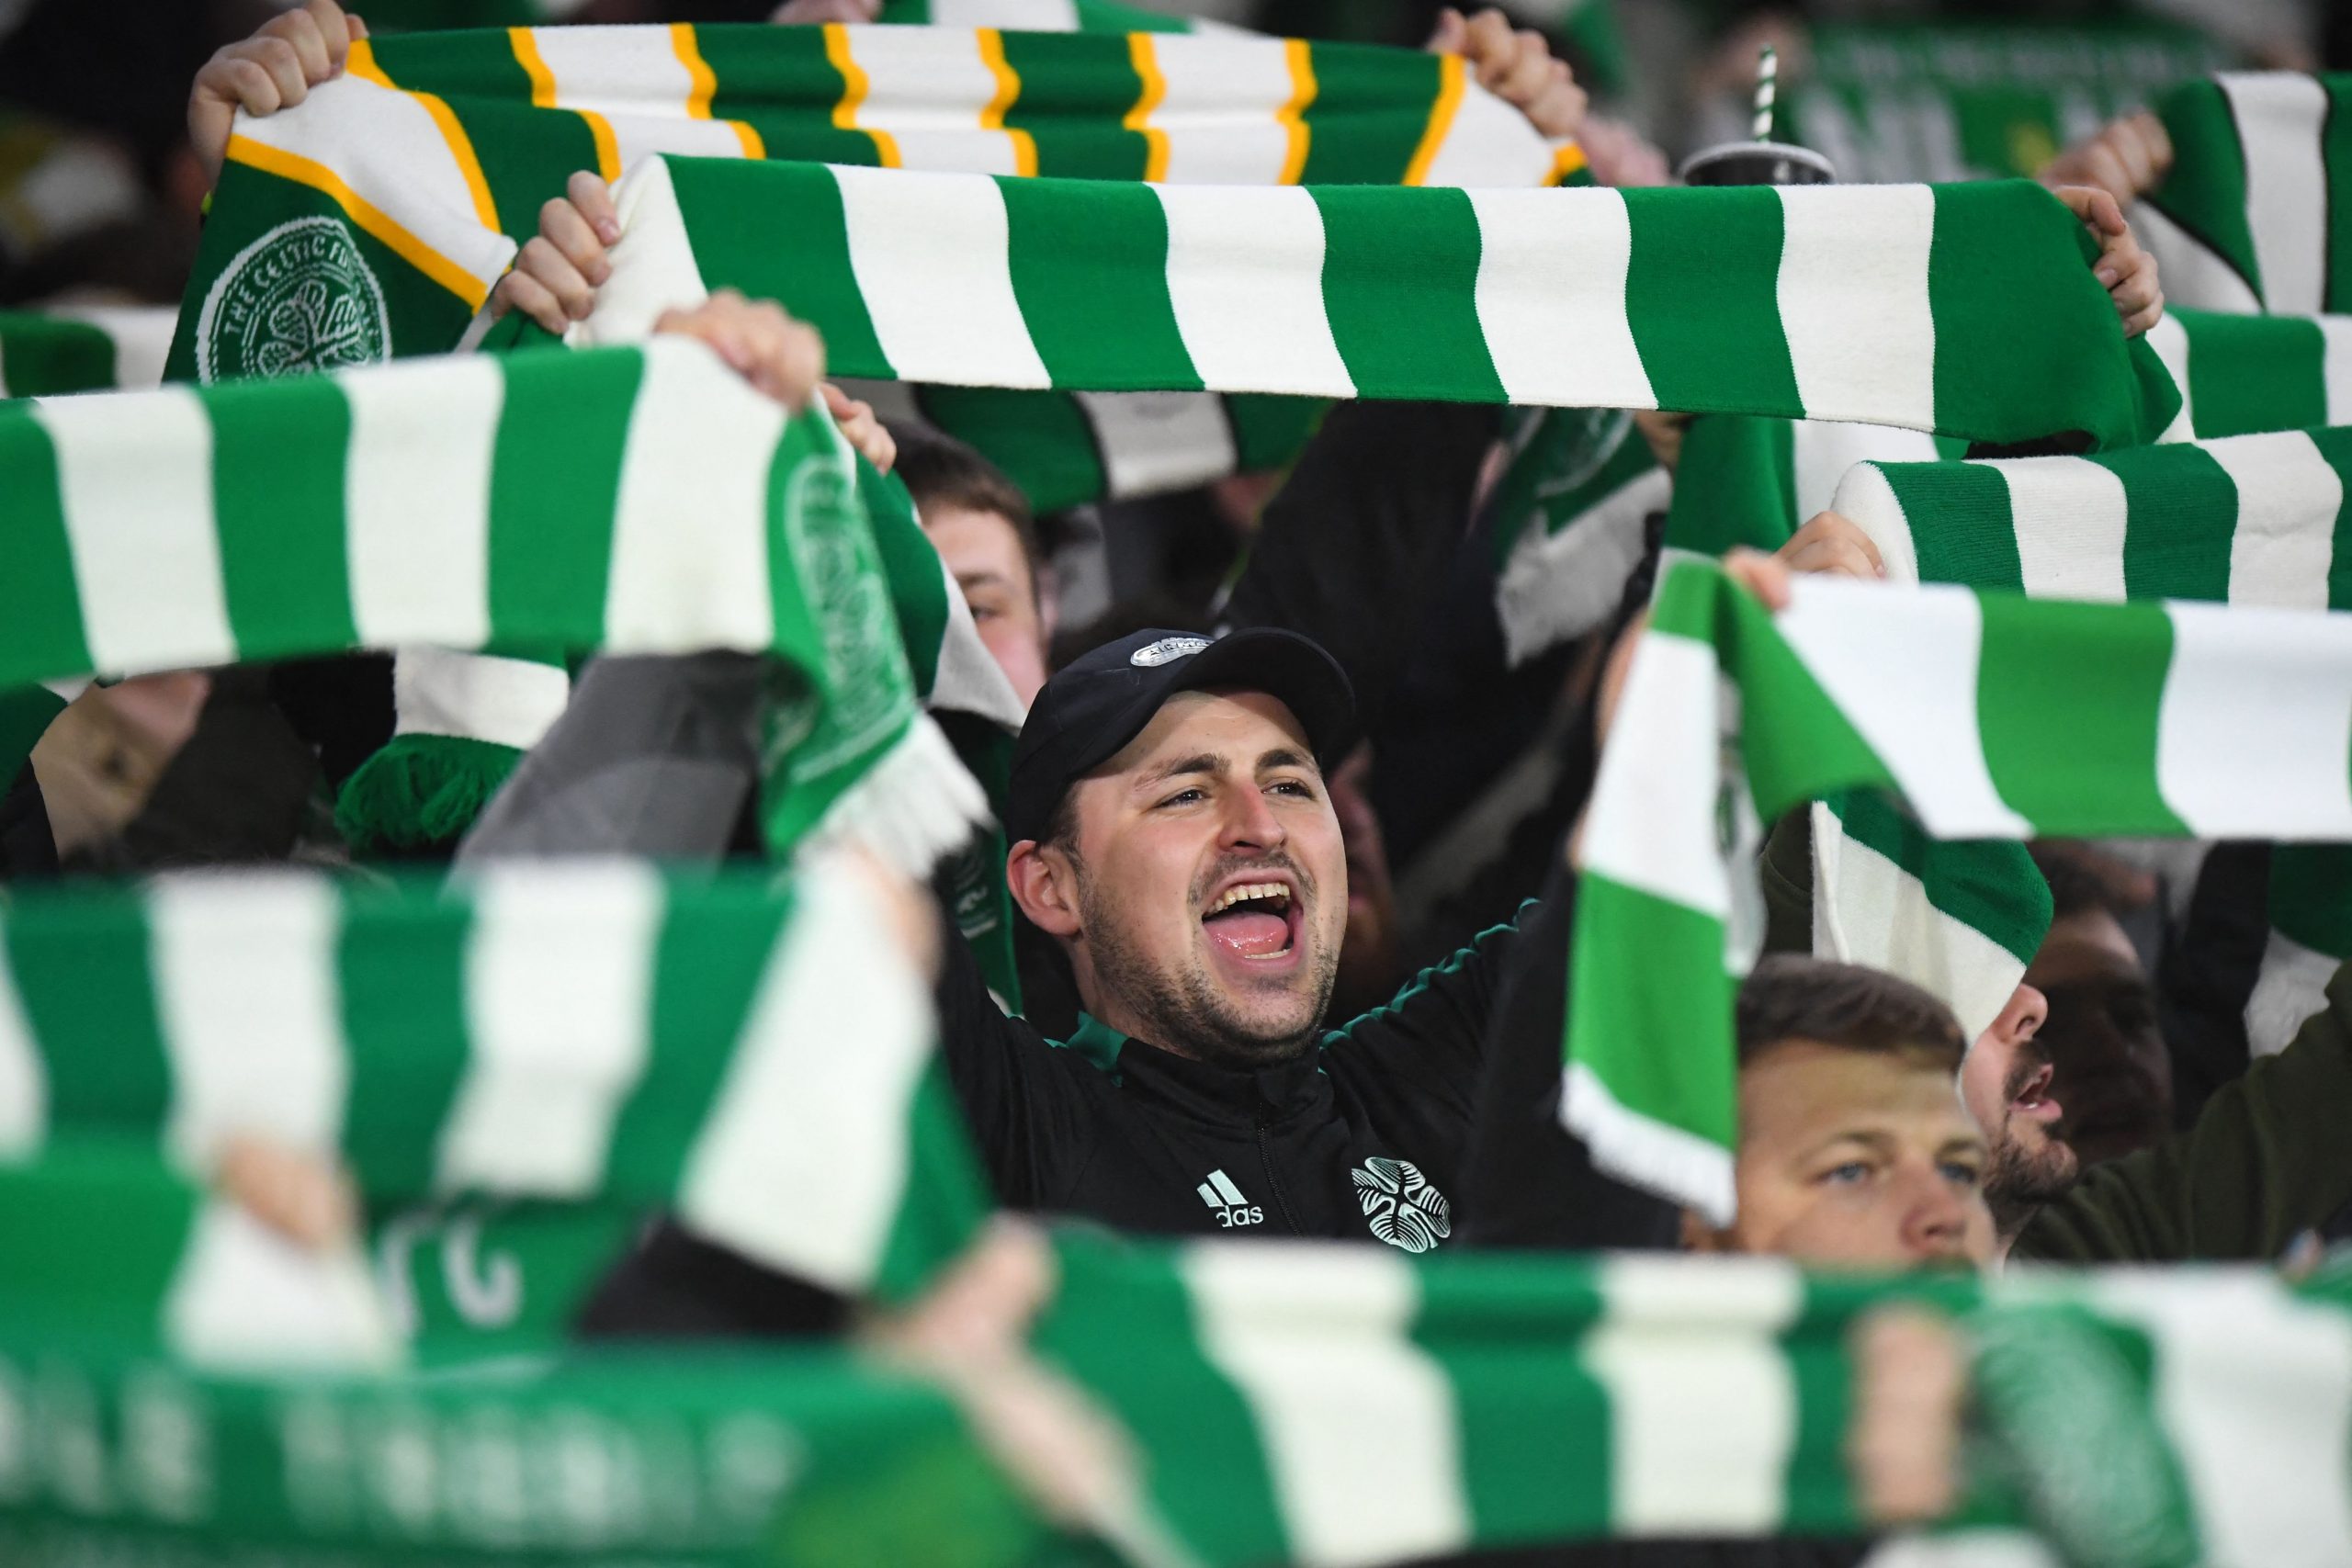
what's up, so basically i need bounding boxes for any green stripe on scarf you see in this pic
[2141,73,2352,315]
[590,158,2178,451]
[1032,1233,2352,1563]
[9,1175,2352,1562]
[0,340,988,875]
[2145,305,2352,440]
[1781,20,2217,184]
[0,307,175,397]
[1831,421,2352,1056]
[0,856,988,1328]
[1834,423,2352,612]
[1657,413,2030,1042]
[1572,558,2352,1219]
[172,22,1566,509]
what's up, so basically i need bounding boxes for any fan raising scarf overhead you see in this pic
[1570,559,2352,1220]
[173,18,1578,855]
[0,338,988,874]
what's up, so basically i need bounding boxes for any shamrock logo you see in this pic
[255,277,378,377]
[1351,1157,1452,1253]
[196,218,390,385]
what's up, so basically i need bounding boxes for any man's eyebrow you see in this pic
[955,570,1011,593]
[1939,1134,1990,1161]
[1256,747,1314,773]
[1803,1127,1895,1161]
[1138,752,1227,788]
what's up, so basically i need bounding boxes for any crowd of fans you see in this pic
[5,0,2351,1560]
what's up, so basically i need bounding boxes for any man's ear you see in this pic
[1006,839,1081,939]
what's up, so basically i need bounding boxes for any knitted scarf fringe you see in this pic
[334,735,522,854]
[806,711,992,880]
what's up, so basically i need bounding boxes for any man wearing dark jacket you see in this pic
[944,624,1661,1250]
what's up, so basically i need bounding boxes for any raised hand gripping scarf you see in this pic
[582,159,2180,454]
[12,1193,2352,1566]
[0,854,988,1362]
[0,338,988,875]
[173,19,1573,450]
[2136,72,2352,316]
[1572,560,2352,1221]
[1638,311,2352,1042]
[174,21,1569,847]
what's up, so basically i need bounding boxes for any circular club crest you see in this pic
[195,216,390,384]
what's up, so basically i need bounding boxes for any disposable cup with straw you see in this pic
[1678,40,1835,186]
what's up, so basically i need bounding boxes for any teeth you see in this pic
[1208,881,1291,915]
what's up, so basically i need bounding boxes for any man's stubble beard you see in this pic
[1982,1046,2078,1236]
[1072,858,1340,1069]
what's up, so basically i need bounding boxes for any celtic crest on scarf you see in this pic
[764,434,917,789]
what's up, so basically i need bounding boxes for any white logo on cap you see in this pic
[1130,636,1211,668]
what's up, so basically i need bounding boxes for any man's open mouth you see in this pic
[2009,1063,2063,1126]
[1202,879,1302,964]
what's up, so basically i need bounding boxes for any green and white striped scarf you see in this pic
[0,306,175,399]
[584,158,2180,454]
[1487,404,1671,665]
[0,854,987,1360]
[1633,418,2024,1050]
[0,338,989,875]
[1648,315,2352,1043]
[1657,305,2352,579]
[1830,423,2352,1054]
[2137,72,2352,316]
[879,0,1239,37]
[832,376,1324,514]
[1777,21,2217,185]
[173,19,1573,470]
[0,308,179,786]
[2143,305,2352,439]
[0,1302,1054,1568]
[1573,558,2352,1221]
[174,19,1567,847]
[876,0,1630,107]
[1030,1235,2352,1567]
[1831,424,2352,609]
[10,1203,2352,1566]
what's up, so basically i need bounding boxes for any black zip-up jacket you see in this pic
[934,897,1546,1247]
[582,878,1655,1338]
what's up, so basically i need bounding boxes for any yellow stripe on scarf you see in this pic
[224,134,492,309]
[976,28,1038,178]
[345,39,501,232]
[510,28,620,182]
[824,23,901,168]
[1402,52,1465,186]
[672,23,764,160]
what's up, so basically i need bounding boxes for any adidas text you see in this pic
[1195,1169,1263,1228]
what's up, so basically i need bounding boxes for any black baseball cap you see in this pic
[1005,627,1356,846]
